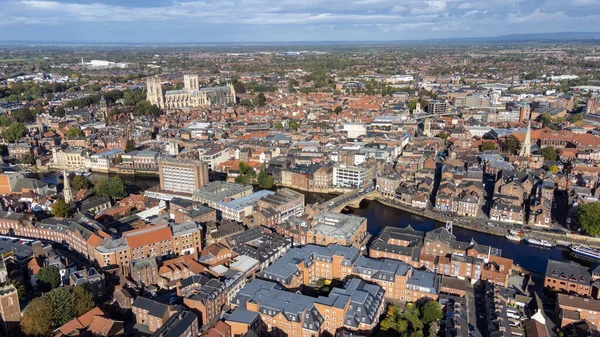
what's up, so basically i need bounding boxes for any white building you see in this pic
[199,147,230,171]
[333,164,366,188]
[342,124,367,139]
[386,75,414,84]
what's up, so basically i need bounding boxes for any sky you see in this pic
[1,0,600,43]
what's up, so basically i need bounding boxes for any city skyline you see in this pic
[1,0,600,43]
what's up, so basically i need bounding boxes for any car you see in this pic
[328,201,334,206]
[478,313,484,319]
[151,292,157,298]
[469,324,474,333]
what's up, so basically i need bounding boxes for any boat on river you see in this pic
[505,234,522,242]
[525,238,553,248]
[569,245,600,261]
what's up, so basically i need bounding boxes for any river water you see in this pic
[31,172,589,274]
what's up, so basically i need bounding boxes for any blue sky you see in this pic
[1,0,600,43]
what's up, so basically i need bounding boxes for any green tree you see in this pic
[232,80,246,94]
[480,142,497,151]
[20,297,53,337]
[274,121,283,129]
[4,122,25,143]
[239,98,253,107]
[19,153,35,165]
[576,202,600,237]
[52,198,70,218]
[5,280,27,300]
[420,300,443,324]
[540,146,558,161]
[71,175,92,191]
[0,115,12,127]
[94,176,127,199]
[48,287,74,326]
[125,139,135,152]
[289,120,298,131]
[239,162,250,175]
[257,93,267,106]
[36,265,61,292]
[257,166,274,189]
[53,107,66,117]
[71,285,95,316]
[549,165,559,173]
[503,134,521,155]
[334,106,343,114]
[7,94,19,103]
[66,127,84,138]
[235,175,250,184]
[436,132,448,141]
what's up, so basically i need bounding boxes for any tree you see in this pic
[289,120,298,131]
[257,166,274,189]
[4,122,25,143]
[7,94,19,103]
[274,121,283,129]
[71,285,95,316]
[52,198,70,218]
[549,165,559,173]
[503,135,521,155]
[71,175,92,191]
[257,93,266,106]
[94,176,127,199]
[21,297,53,337]
[48,287,75,326]
[4,280,27,300]
[234,175,249,184]
[239,162,250,175]
[53,106,66,117]
[436,132,448,141]
[36,265,61,292]
[19,153,36,165]
[480,142,497,151]
[540,146,557,161]
[125,139,135,152]
[420,300,443,324]
[66,127,84,138]
[334,106,343,114]
[575,202,600,237]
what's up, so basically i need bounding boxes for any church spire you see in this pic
[519,121,532,157]
[63,169,73,203]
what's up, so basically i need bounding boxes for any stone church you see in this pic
[147,74,236,110]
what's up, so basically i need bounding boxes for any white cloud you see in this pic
[410,0,448,15]
[390,5,407,13]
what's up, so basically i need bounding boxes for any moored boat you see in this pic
[569,245,600,261]
[505,234,522,242]
[525,238,553,248]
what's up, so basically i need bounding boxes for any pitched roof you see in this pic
[124,225,173,249]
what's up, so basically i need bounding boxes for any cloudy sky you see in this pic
[1,0,600,43]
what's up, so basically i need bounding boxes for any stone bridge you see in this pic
[328,190,378,213]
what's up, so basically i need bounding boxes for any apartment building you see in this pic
[256,188,305,223]
[192,181,253,207]
[214,190,276,221]
[84,148,124,173]
[159,158,209,194]
[229,278,385,337]
[132,297,177,333]
[199,146,230,171]
[95,220,203,271]
[369,227,513,285]
[544,260,593,297]
[121,150,159,171]
[152,309,199,337]
[556,294,600,328]
[262,244,439,302]
[308,212,368,248]
[427,100,449,114]
[180,274,228,325]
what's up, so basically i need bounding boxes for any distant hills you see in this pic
[1,32,600,45]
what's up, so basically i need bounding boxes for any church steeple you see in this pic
[519,121,532,157]
[63,169,73,203]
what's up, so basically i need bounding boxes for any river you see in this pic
[30,172,591,274]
